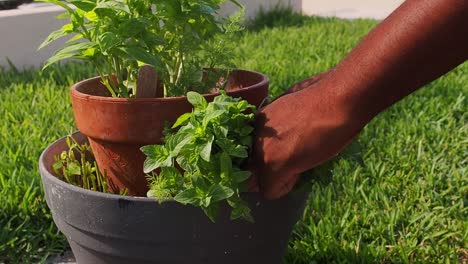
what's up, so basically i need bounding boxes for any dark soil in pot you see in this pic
[40,133,309,264]
[70,69,269,196]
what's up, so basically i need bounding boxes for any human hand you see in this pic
[249,69,364,199]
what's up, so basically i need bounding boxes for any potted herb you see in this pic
[38,0,310,262]
[39,0,269,196]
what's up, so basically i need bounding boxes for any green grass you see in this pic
[1,13,467,263]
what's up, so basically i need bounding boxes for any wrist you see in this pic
[319,71,378,128]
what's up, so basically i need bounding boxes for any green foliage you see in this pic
[52,135,107,192]
[142,92,255,222]
[1,16,467,263]
[52,135,129,195]
[39,0,244,98]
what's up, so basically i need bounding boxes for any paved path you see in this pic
[303,0,404,20]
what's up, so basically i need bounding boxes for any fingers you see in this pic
[260,172,301,200]
[282,68,335,96]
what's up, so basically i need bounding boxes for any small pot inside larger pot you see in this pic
[70,69,269,196]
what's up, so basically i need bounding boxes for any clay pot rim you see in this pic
[70,69,269,103]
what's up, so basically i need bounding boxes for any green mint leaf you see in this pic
[161,156,173,168]
[215,138,235,153]
[202,203,220,223]
[200,136,214,162]
[166,132,192,153]
[213,126,228,138]
[240,136,252,147]
[236,100,249,111]
[202,196,212,208]
[140,144,162,159]
[230,204,254,223]
[172,112,192,128]
[143,156,173,174]
[187,92,207,109]
[229,145,248,158]
[209,185,234,202]
[203,109,225,126]
[174,188,199,205]
[240,126,254,136]
[202,204,219,223]
[67,161,81,176]
[172,135,193,157]
[219,152,232,178]
[232,170,251,183]
[147,189,158,198]
[176,155,194,173]
[141,145,172,173]
[143,157,159,174]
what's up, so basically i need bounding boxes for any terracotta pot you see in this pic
[39,133,309,264]
[70,69,269,196]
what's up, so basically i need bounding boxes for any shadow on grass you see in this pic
[245,4,341,32]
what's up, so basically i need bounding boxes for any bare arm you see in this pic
[252,0,468,199]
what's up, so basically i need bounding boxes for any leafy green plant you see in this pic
[141,92,255,222]
[53,135,127,195]
[39,0,243,98]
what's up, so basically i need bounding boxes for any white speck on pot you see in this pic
[256,202,260,207]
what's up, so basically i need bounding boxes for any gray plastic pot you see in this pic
[39,133,309,264]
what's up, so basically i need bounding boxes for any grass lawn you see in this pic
[1,12,467,263]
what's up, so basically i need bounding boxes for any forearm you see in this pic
[252,0,468,199]
[319,0,468,123]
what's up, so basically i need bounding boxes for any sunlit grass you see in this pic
[0,11,466,263]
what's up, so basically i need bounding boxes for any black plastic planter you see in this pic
[39,133,309,264]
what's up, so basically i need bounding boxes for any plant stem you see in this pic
[93,60,117,97]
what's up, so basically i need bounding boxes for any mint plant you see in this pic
[141,92,256,222]
[53,135,129,195]
[39,0,243,98]
[53,135,108,193]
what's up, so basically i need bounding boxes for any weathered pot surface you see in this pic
[40,132,309,264]
[71,69,269,196]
